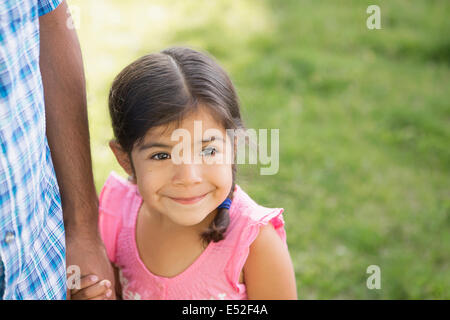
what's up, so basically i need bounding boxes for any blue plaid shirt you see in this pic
[0,0,66,299]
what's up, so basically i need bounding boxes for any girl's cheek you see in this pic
[136,167,166,196]
[205,163,233,190]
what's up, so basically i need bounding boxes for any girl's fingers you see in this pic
[71,280,112,300]
[70,274,100,296]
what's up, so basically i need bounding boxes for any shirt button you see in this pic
[4,231,15,244]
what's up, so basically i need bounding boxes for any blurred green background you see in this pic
[67,0,449,299]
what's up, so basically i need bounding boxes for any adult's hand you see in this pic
[65,224,116,300]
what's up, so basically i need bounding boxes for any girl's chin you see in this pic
[164,206,217,227]
[168,212,212,228]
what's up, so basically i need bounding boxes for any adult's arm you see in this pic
[39,1,115,299]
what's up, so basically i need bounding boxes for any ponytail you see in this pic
[201,164,237,246]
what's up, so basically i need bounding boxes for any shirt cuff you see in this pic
[38,0,63,17]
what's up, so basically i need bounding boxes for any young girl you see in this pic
[70,47,297,300]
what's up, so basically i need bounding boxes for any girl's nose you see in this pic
[172,162,203,186]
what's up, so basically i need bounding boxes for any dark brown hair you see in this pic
[108,47,245,246]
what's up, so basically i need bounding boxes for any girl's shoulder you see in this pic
[231,184,286,237]
[98,171,140,263]
[99,171,138,215]
[99,171,137,211]
[223,184,288,293]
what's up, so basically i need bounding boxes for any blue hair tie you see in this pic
[218,198,232,210]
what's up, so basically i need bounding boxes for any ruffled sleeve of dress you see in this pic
[224,185,287,292]
[98,171,135,264]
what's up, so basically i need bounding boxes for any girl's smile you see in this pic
[168,190,212,205]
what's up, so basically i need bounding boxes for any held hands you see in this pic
[70,275,113,300]
[65,225,117,300]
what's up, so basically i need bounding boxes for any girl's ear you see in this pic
[109,140,134,177]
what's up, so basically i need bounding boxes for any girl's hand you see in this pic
[70,275,113,300]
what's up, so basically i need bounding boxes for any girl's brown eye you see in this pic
[151,152,171,160]
[201,147,217,157]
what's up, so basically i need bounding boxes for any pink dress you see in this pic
[98,171,287,300]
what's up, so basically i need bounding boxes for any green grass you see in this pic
[69,0,450,299]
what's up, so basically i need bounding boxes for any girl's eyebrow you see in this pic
[139,136,225,152]
[202,136,224,143]
[139,142,172,151]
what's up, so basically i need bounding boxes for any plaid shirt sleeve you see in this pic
[0,0,66,300]
[37,0,62,16]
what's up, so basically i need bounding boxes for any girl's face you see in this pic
[111,107,234,228]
